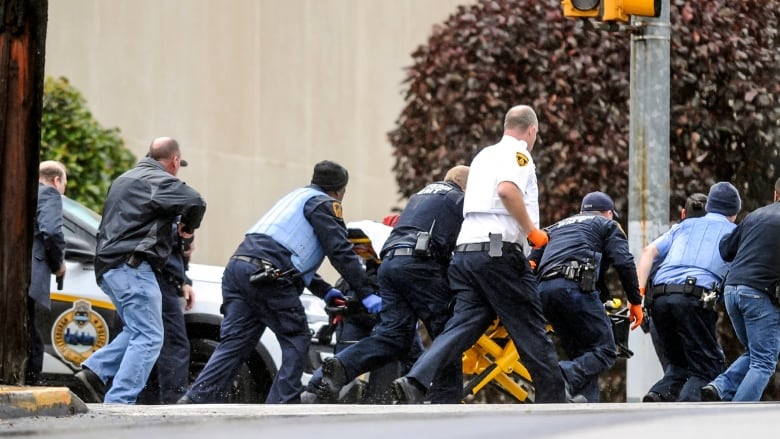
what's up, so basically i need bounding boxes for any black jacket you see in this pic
[720,201,780,293]
[95,157,206,281]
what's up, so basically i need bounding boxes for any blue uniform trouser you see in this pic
[306,313,375,392]
[710,285,780,401]
[156,281,191,403]
[407,246,566,403]
[647,292,724,401]
[335,254,461,403]
[185,258,310,404]
[539,278,616,402]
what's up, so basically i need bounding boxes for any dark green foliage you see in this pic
[389,0,778,401]
[40,77,136,213]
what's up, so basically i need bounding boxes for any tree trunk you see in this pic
[0,0,47,385]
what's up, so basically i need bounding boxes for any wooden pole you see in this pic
[0,0,47,385]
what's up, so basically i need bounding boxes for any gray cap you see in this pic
[705,182,741,216]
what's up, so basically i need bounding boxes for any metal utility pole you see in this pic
[626,0,670,401]
[0,0,48,384]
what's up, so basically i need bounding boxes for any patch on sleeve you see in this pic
[332,201,343,219]
[516,152,529,167]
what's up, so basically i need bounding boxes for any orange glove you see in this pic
[529,260,537,271]
[527,228,549,249]
[629,303,644,330]
[639,286,646,297]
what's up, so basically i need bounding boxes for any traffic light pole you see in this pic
[626,0,670,401]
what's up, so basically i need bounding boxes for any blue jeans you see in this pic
[83,262,164,404]
[709,285,780,401]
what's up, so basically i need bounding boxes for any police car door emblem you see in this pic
[51,299,109,368]
[516,152,529,167]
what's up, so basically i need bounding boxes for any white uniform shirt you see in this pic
[457,135,539,246]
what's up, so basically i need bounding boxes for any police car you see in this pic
[39,196,330,403]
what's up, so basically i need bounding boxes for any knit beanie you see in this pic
[705,182,741,216]
[311,160,349,191]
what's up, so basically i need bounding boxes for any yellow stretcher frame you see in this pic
[461,300,632,403]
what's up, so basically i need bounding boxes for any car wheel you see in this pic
[189,338,266,403]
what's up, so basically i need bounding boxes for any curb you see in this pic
[0,386,88,419]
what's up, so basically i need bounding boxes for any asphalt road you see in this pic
[1,402,778,439]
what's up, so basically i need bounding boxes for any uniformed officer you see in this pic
[531,191,642,402]
[646,193,708,373]
[180,160,381,404]
[317,165,469,404]
[392,105,567,404]
[638,182,740,402]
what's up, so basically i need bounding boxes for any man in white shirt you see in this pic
[392,105,566,404]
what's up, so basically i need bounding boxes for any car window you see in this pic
[62,196,101,247]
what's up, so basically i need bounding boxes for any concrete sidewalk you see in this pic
[0,386,88,419]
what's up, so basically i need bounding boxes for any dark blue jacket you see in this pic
[381,180,465,264]
[532,213,641,305]
[719,201,780,293]
[30,184,65,308]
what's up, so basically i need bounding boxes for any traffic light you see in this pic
[562,0,662,22]
[601,0,662,22]
[562,0,599,18]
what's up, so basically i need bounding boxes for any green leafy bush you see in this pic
[40,76,136,212]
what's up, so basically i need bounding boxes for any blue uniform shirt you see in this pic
[652,213,735,289]
[235,185,374,300]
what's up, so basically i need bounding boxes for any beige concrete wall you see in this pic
[45,0,468,268]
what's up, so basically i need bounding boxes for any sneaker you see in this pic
[176,395,195,404]
[642,391,663,403]
[316,357,347,402]
[73,367,106,403]
[391,376,426,404]
[564,379,588,403]
[700,385,721,402]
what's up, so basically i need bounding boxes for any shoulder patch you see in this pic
[332,201,343,219]
[516,152,529,167]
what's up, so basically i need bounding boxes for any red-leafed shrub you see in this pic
[388,0,779,401]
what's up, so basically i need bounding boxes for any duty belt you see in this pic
[382,247,416,258]
[455,242,523,253]
[540,263,580,281]
[231,255,274,269]
[651,283,706,297]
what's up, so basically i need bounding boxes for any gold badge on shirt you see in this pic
[332,202,343,219]
[516,152,529,167]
